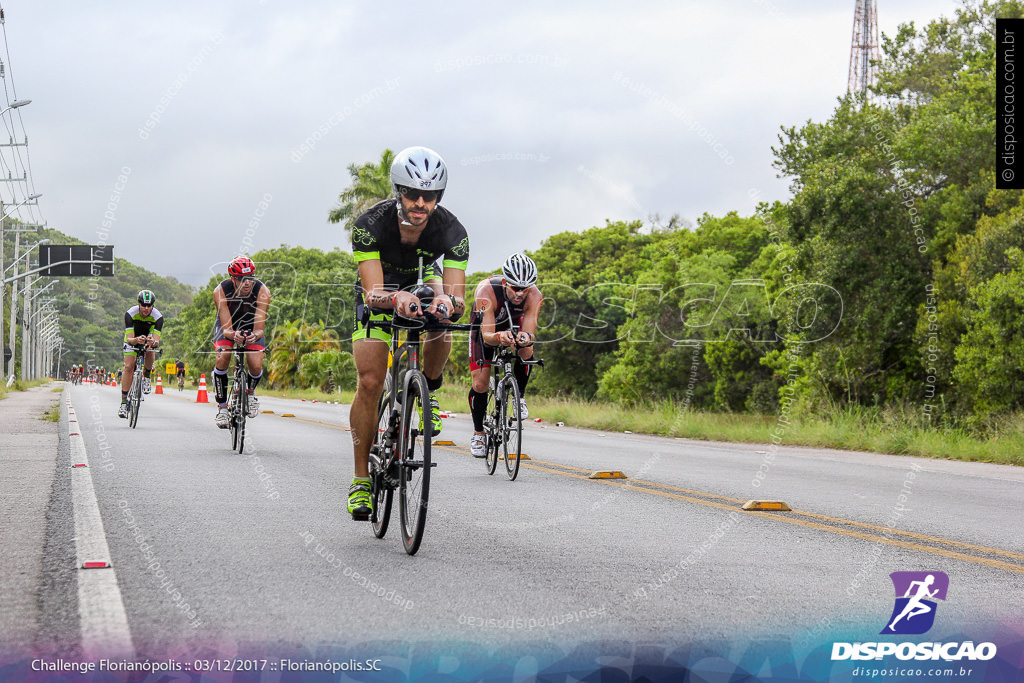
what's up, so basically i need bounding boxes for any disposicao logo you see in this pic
[831,570,997,662]
[881,571,948,635]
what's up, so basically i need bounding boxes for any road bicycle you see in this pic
[126,343,158,429]
[227,340,266,454]
[481,335,543,481]
[365,281,473,555]
[177,373,185,391]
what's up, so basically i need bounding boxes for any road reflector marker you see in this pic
[262,410,274,414]
[520,454,532,460]
[435,440,455,446]
[589,470,626,479]
[81,561,110,569]
[72,464,88,468]
[282,414,296,418]
[742,500,792,512]
[70,433,80,436]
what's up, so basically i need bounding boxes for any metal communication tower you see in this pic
[847,0,880,96]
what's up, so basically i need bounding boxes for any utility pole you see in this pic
[5,218,42,378]
[1,201,5,377]
[847,0,880,97]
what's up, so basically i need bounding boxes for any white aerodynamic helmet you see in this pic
[502,252,537,288]
[391,146,448,201]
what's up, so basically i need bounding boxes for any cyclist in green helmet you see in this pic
[118,290,162,418]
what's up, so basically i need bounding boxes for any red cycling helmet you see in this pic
[228,256,256,278]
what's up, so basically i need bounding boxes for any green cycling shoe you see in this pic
[417,393,444,436]
[348,479,372,521]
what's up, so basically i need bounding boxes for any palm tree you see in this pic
[328,149,396,239]
[268,320,340,387]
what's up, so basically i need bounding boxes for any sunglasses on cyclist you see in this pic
[506,283,529,294]
[399,187,440,203]
[232,276,255,283]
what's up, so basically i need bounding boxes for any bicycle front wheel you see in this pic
[398,371,432,555]
[128,377,141,429]
[371,375,395,539]
[235,385,247,454]
[484,384,498,475]
[500,377,522,481]
[229,378,242,451]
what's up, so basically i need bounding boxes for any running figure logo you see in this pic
[881,571,949,635]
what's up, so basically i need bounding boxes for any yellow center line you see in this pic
[279,415,348,430]
[742,512,1024,575]
[520,462,1024,575]
[790,510,1024,562]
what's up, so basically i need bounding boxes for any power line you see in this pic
[0,2,44,227]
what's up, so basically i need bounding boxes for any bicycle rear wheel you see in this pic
[500,377,522,480]
[398,371,432,555]
[371,375,395,539]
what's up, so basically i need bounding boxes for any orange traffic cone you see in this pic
[155,375,163,394]
[196,374,209,403]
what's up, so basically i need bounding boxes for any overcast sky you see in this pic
[1,0,961,287]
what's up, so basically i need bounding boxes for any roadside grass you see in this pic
[260,383,1024,466]
[41,402,61,422]
[0,378,53,400]
[268,387,356,404]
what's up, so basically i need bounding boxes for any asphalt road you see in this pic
[45,381,1024,662]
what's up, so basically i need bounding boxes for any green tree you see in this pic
[268,320,339,388]
[298,349,356,392]
[328,149,395,239]
[952,249,1024,416]
[597,213,779,409]
[530,220,654,398]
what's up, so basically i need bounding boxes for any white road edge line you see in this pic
[67,394,135,659]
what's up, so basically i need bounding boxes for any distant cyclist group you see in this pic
[90,146,542,527]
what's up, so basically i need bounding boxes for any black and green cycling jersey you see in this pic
[123,304,164,342]
[351,198,469,291]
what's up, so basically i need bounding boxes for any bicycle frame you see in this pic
[227,343,256,454]
[126,343,157,429]
[364,298,474,555]
[479,318,543,480]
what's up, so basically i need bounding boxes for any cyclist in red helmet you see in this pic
[211,256,272,428]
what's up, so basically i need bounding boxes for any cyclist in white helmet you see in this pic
[346,146,469,519]
[467,252,542,457]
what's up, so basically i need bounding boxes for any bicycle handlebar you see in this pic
[360,304,475,333]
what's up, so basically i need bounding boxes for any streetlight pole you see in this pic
[35,314,56,379]
[10,236,47,379]
[0,155,40,377]
[22,277,55,380]
[55,337,65,379]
